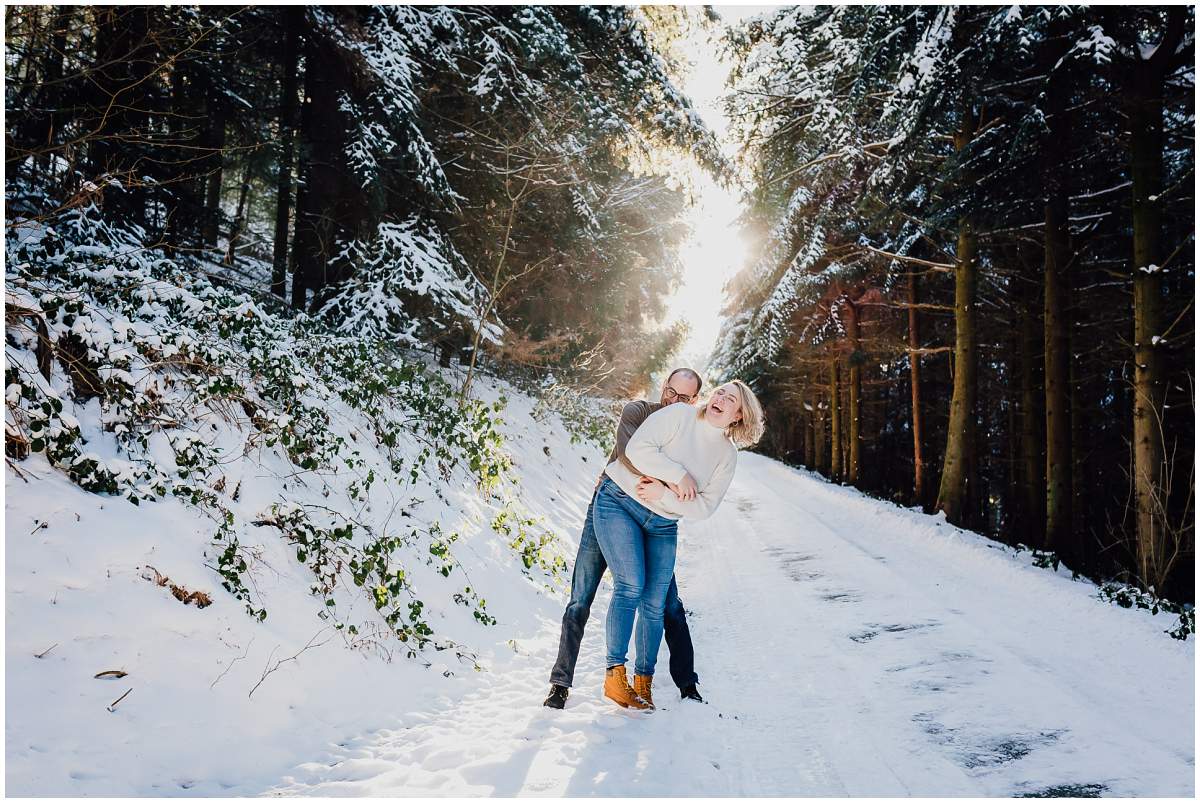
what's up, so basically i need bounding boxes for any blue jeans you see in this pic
[592,477,679,677]
[548,488,698,688]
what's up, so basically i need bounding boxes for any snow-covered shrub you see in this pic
[534,389,619,452]
[1098,582,1195,641]
[1030,549,1061,572]
[1010,541,1194,641]
[491,364,619,452]
[249,502,498,653]
[491,501,568,580]
[6,203,563,659]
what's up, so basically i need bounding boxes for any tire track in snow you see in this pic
[732,454,1193,796]
[686,484,982,795]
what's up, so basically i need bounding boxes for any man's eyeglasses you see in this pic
[663,387,694,404]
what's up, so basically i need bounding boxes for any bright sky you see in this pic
[664,4,782,377]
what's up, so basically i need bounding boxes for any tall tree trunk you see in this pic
[202,90,226,250]
[790,411,802,464]
[88,6,153,228]
[1127,10,1183,588]
[936,111,980,525]
[166,40,202,251]
[846,298,862,485]
[223,164,252,267]
[1018,271,1046,546]
[814,394,827,475]
[908,272,926,507]
[292,13,368,312]
[1069,335,1087,569]
[291,27,319,310]
[290,138,310,309]
[829,357,842,482]
[1005,357,1019,542]
[1128,62,1166,585]
[1043,82,1074,556]
[842,378,851,478]
[804,392,816,468]
[272,7,301,298]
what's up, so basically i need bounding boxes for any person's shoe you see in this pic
[604,665,651,710]
[543,684,569,709]
[632,673,655,709]
[680,683,704,703]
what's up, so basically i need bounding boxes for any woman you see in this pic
[592,379,764,710]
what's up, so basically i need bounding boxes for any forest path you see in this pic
[265,454,1193,797]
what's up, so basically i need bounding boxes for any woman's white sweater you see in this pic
[603,402,737,521]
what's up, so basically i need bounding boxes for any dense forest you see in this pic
[714,6,1195,601]
[4,5,1196,607]
[5,5,713,397]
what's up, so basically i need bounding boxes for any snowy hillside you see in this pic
[4,206,608,794]
[6,370,609,796]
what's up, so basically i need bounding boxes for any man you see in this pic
[543,367,705,710]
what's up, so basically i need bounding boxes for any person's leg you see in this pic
[663,575,699,689]
[632,514,677,677]
[549,489,606,688]
[591,482,646,670]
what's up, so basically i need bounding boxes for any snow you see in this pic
[1072,180,1132,200]
[9,433,1193,795]
[266,456,1193,796]
[5,371,597,795]
[1071,25,1118,66]
[317,215,496,345]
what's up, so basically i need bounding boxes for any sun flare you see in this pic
[660,5,772,373]
[667,178,750,370]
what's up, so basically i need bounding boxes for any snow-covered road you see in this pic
[267,453,1194,797]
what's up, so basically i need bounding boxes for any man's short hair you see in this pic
[665,367,703,395]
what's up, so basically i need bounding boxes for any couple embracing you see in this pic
[544,368,764,711]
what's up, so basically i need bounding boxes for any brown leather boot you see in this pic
[604,665,651,710]
[632,673,655,709]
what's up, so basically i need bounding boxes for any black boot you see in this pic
[680,683,704,703]
[543,684,569,709]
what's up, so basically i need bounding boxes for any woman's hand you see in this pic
[636,476,667,503]
[675,472,697,501]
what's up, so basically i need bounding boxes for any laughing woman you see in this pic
[592,379,764,710]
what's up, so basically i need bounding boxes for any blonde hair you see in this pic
[699,379,765,448]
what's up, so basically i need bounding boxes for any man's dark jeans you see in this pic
[549,488,698,689]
